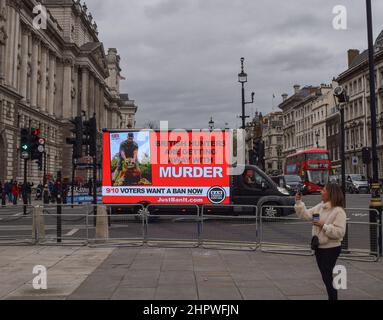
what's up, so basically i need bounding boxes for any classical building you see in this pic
[245,111,264,170]
[0,0,137,184]
[278,85,319,168]
[336,30,383,177]
[311,83,336,150]
[326,104,341,175]
[262,111,283,175]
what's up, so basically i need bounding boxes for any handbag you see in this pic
[311,235,319,251]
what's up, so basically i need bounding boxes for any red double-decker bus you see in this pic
[285,149,331,194]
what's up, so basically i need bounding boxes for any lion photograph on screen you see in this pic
[111,132,152,186]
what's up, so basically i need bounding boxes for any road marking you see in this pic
[12,212,23,217]
[65,228,79,236]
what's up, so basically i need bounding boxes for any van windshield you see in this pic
[350,175,367,181]
[285,175,302,183]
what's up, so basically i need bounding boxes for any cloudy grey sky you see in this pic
[85,0,383,129]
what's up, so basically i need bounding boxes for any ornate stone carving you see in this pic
[71,87,76,99]
[0,26,7,45]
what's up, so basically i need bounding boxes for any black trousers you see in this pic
[315,246,341,300]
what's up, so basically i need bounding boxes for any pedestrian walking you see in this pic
[11,182,19,205]
[4,181,12,203]
[27,182,33,204]
[295,183,347,300]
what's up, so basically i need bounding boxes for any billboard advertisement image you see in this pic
[102,130,231,205]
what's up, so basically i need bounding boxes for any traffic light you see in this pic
[84,116,97,157]
[20,128,30,159]
[30,128,44,171]
[362,147,371,164]
[66,116,83,159]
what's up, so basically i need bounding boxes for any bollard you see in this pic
[32,206,45,244]
[95,205,109,243]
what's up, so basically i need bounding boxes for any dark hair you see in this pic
[325,183,345,208]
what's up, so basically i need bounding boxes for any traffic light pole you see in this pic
[71,154,75,208]
[56,171,62,243]
[23,159,27,215]
[366,0,382,256]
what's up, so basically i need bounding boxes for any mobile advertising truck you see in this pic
[102,129,294,217]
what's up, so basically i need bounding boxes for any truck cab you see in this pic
[230,165,295,217]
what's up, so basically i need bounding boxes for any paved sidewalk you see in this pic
[1,246,383,300]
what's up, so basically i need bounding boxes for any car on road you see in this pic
[270,175,306,195]
[346,174,370,194]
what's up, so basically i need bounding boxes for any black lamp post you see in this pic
[208,117,215,131]
[366,0,382,256]
[315,131,320,148]
[238,57,254,129]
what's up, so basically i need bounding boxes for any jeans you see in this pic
[315,246,342,300]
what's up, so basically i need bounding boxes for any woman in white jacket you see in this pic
[295,183,347,300]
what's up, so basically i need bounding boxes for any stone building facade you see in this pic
[262,111,283,175]
[336,31,383,177]
[0,0,137,184]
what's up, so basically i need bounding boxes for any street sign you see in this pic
[21,151,29,159]
[37,145,45,153]
[352,156,358,166]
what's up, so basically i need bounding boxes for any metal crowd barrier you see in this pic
[0,204,35,245]
[0,202,381,262]
[39,203,90,246]
[259,205,381,262]
[145,204,200,248]
[88,204,145,247]
[200,205,258,251]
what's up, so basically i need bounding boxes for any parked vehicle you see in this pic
[270,175,306,195]
[346,174,370,194]
[102,129,295,218]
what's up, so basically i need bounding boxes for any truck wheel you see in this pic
[262,202,281,221]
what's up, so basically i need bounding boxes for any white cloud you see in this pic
[86,0,383,128]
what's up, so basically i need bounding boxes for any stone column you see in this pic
[40,45,47,113]
[89,74,95,116]
[0,0,7,84]
[30,35,39,109]
[48,52,56,115]
[62,58,72,119]
[99,84,104,129]
[5,6,15,86]
[94,80,99,122]
[72,65,79,117]
[81,67,89,115]
[12,7,19,89]
[19,27,29,101]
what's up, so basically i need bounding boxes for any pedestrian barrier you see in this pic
[88,204,145,247]
[145,204,200,248]
[0,202,381,262]
[340,208,380,262]
[0,204,35,245]
[200,205,258,251]
[260,205,381,261]
[39,204,90,245]
[259,205,313,256]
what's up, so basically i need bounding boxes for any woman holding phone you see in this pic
[295,183,347,300]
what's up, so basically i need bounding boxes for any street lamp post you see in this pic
[315,131,320,148]
[238,57,254,129]
[334,86,349,252]
[366,0,382,256]
[208,117,215,131]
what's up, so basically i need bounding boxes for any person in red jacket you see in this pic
[11,182,18,205]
